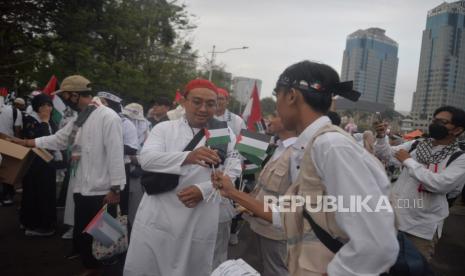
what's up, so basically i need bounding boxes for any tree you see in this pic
[260,97,276,116]
[0,0,59,91]
[1,0,198,103]
[228,96,244,116]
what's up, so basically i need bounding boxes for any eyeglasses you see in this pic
[187,98,217,109]
[432,118,452,125]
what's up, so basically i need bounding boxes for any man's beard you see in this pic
[65,99,80,111]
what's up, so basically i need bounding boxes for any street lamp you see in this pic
[208,45,249,81]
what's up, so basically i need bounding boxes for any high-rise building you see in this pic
[340,27,399,110]
[411,1,465,130]
[231,76,262,104]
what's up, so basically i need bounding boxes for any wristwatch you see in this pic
[110,186,121,195]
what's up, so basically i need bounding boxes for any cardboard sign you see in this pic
[0,135,53,186]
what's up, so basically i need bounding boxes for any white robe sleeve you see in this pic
[139,122,190,175]
[374,136,414,166]
[403,155,465,194]
[35,119,75,151]
[103,112,126,189]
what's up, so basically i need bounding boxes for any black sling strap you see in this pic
[302,210,343,254]
[184,128,206,151]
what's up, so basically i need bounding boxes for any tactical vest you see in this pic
[246,146,293,240]
[283,124,351,275]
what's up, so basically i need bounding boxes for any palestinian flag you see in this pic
[0,87,8,97]
[241,152,267,166]
[241,82,264,133]
[41,75,65,125]
[51,95,67,125]
[83,205,125,247]
[42,75,58,97]
[243,163,261,175]
[235,129,271,165]
[205,127,230,146]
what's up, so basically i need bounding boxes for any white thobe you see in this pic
[124,117,241,276]
[375,137,465,240]
[122,117,139,164]
[35,105,126,195]
[129,118,150,147]
[272,116,398,276]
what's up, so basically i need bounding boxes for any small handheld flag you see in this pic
[243,163,261,175]
[83,205,125,247]
[235,129,271,165]
[205,127,231,146]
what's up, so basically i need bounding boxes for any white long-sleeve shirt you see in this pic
[0,104,22,136]
[274,116,398,276]
[375,136,465,240]
[35,105,126,195]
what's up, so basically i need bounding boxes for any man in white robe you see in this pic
[124,79,241,276]
[14,75,126,275]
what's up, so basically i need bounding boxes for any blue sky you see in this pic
[184,0,447,112]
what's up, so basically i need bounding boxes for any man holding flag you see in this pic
[124,79,241,276]
[13,75,126,275]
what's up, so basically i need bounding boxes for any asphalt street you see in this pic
[1,196,464,275]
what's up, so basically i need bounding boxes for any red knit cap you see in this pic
[184,79,218,96]
[217,88,229,97]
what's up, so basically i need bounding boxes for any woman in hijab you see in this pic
[20,93,58,237]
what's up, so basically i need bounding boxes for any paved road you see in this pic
[1,197,465,275]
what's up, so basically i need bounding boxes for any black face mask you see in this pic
[428,123,450,140]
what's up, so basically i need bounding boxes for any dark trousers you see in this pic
[120,164,131,216]
[20,167,56,229]
[57,166,71,207]
[1,183,15,201]
[73,193,117,269]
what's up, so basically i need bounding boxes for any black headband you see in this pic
[276,75,361,102]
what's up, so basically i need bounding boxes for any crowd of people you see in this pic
[1,60,465,276]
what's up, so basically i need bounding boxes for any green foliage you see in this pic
[227,96,244,116]
[0,0,197,103]
[260,97,276,116]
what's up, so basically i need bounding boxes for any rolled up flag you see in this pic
[235,129,271,165]
[83,205,125,247]
[243,163,261,175]
[205,127,231,146]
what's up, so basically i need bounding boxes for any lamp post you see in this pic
[208,45,249,81]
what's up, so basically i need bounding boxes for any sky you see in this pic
[183,0,448,112]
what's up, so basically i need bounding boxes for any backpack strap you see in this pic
[446,151,465,167]
[408,140,420,153]
[12,107,17,131]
